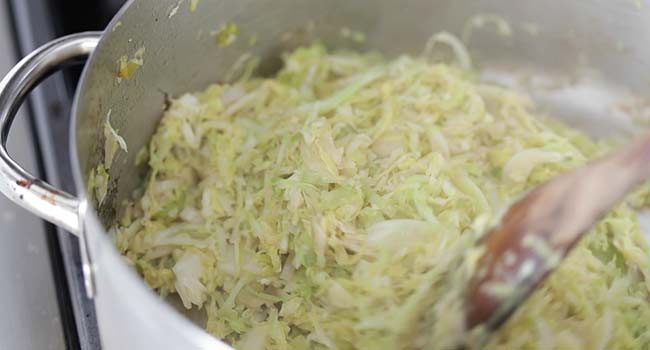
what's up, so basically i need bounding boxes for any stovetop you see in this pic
[8,1,126,349]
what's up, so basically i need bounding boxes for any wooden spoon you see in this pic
[465,134,650,333]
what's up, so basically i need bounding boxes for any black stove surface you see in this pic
[8,1,126,349]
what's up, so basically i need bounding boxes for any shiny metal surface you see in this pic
[0,33,101,235]
[0,0,649,348]
[0,32,101,301]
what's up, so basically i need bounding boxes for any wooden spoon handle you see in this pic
[465,134,650,332]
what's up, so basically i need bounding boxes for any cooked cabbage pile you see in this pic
[111,41,650,349]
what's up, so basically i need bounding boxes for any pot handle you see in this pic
[0,32,101,236]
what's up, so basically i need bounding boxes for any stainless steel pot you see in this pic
[1,0,649,349]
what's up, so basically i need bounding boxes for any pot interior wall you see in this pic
[75,0,650,229]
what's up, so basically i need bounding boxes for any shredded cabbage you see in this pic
[168,0,182,18]
[215,23,239,48]
[189,0,200,13]
[117,47,145,82]
[89,164,109,206]
[112,40,650,349]
[461,14,513,44]
[103,109,128,170]
[339,27,367,44]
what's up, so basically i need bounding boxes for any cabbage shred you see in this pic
[113,43,650,349]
